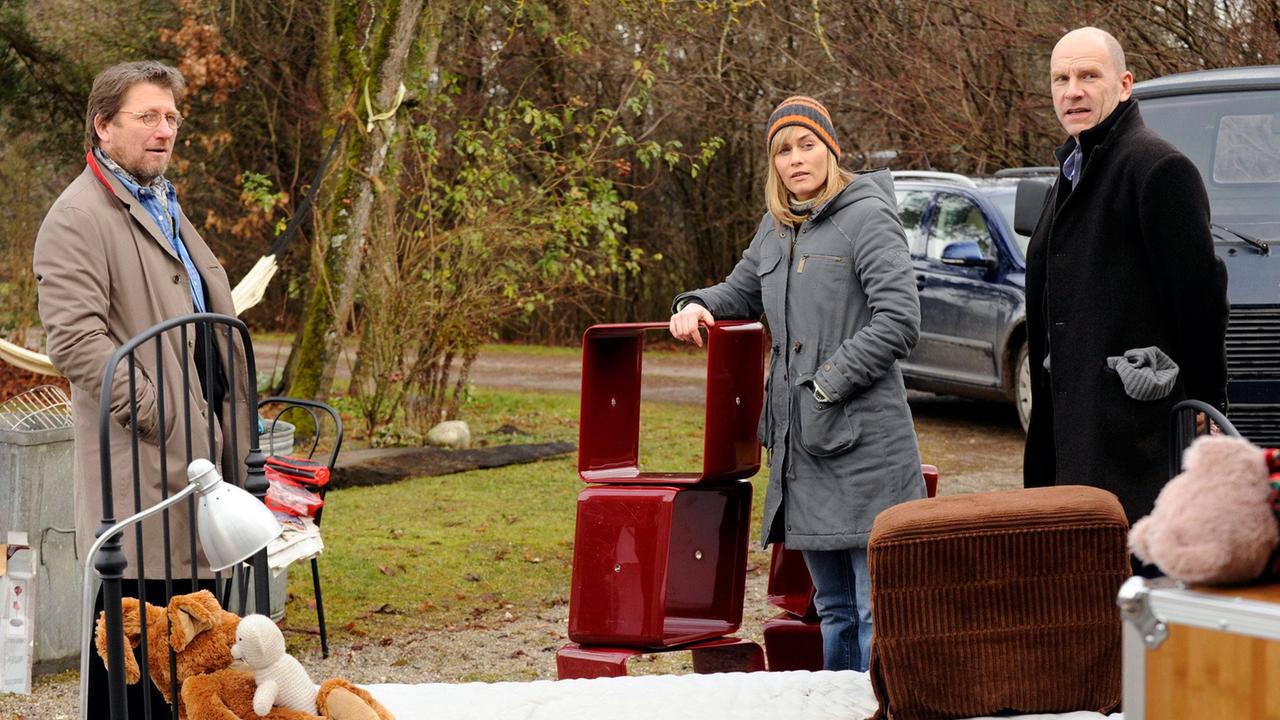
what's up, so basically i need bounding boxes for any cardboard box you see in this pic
[1119,576,1280,719]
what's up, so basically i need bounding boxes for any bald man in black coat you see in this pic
[1023,28,1228,543]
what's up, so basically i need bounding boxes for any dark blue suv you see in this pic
[892,171,1046,431]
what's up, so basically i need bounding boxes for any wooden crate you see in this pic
[1120,578,1280,719]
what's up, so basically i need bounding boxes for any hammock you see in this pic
[5,123,347,378]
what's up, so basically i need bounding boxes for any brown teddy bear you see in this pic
[1129,435,1280,584]
[95,590,395,720]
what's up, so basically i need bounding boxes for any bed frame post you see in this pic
[94,538,129,719]
[93,327,131,720]
[243,411,269,614]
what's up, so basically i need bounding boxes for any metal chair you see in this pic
[257,396,343,658]
[1169,399,1240,478]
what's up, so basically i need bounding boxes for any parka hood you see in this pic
[811,168,897,222]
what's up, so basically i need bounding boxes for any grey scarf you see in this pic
[789,196,818,216]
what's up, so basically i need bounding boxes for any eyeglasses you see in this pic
[120,110,184,130]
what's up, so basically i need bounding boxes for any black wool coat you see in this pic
[1023,99,1228,526]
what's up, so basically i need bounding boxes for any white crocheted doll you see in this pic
[231,614,319,716]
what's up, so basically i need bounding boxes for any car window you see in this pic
[1214,113,1280,183]
[926,193,995,261]
[1142,92,1280,225]
[895,190,931,256]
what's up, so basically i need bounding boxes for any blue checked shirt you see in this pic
[94,149,206,312]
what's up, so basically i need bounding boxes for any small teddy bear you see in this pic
[231,614,319,716]
[1130,435,1279,584]
[95,589,241,716]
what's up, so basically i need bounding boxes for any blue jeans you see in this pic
[801,547,872,671]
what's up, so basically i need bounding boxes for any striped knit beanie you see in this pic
[767,96,841,160]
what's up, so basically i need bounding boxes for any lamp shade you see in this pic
[188,458,282,572]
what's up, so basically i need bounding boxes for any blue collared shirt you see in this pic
[94,149,207,312]
[1062,144,1083,190]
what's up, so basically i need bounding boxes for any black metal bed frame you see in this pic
[92,313,269,720]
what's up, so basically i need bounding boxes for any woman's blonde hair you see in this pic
[765,125,855,227]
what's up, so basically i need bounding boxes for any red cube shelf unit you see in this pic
[558,322,768,679]
[761,464,940,672]
[576,322,765,484]
[567,483,752,647]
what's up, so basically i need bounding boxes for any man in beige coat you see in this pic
[33,60,251,716]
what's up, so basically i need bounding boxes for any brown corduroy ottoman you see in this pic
[867,486,1129,719]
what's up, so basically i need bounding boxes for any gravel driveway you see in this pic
[1,344,1023,718]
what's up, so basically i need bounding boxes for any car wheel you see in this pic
[1015,343,1032,433]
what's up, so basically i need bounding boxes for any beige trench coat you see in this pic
[33,156,252,579]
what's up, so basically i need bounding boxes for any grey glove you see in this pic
[1106,346,1179,401]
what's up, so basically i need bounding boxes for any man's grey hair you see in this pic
[84,61,186,151]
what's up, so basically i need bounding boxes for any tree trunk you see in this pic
[287,0,426,400]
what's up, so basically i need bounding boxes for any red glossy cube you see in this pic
[578,322,765,484]
[766,464,941,618]
[567,482,752,648]
[762,613,824,672]
[556,637,765,679]
[922,463,939,499]
[764,542,820,620]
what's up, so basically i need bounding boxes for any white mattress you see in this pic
[364,670,1123,720]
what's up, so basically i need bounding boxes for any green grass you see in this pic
[279,386,768,649]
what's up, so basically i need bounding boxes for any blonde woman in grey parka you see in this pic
[669,96,924,672]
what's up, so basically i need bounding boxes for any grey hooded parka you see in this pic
[675,170,924,550]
